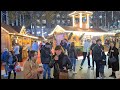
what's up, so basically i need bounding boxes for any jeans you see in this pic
[43,64,51,79]
[4,64,8,75]
[70,58,76,71]
[8,69,16,79]
[81,52,90,66]
[95,60,101,77]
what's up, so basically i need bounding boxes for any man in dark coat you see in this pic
[41,42,52,79]
[107,42,119,78]
[93,39,103,79]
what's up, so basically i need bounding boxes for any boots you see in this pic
[109,72,116,78]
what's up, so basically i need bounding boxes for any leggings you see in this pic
[8,70,16,79]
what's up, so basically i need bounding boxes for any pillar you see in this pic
[86,14,90,29]
[72,15,75,27]
[79,13,82,28]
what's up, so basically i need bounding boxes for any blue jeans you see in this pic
[43,64,51,79]
[70,58,76,71]
[4,64,8,75]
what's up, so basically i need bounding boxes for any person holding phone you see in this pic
[49,45,72,79]
[23,50,43,79]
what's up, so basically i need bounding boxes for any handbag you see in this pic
[59,71,68,79]
[109,50,117,63]
[15,64,21,72]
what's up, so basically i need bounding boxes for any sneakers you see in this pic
[4,74,8,78]
[79,66,83,70]
[73,71,77,74]
[96,77,101,79]
[88,66,91,68]
[109,74,116,78]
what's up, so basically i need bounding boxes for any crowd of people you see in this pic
[1,38,120,79]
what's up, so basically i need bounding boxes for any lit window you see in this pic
[56,14,60,18]
[62,20,65,24]
[57,20,60,24]
[37,26,40,28]
[42,20,46,24]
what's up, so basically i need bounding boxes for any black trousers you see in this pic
[95,60,101,78]
[92,53,95,67]
[8,70,16,79]
[81,52,90,66]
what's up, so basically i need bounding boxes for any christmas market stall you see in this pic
[1,23,39,59]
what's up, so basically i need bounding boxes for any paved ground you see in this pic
[1,51,120,79]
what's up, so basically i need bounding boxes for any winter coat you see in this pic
[41,47,51,64]
[7,55,17,72]
[108,46,119,71]
[92,44,103,61]
[14,45,20,55]
[49,53,72,77]
[1,51,9,62]
[23,60,41,79]
[83,41,91,53]
[32,42,38,52]
[68,46,77,59]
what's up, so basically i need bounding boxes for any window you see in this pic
[57,20,60,24]
[37,26,40,28]
[62,15,65,18]
[56,14,60,18]
[42,20,46,24]
[52,20,55,24]
[62,20,65,24]
[67,20,70,23]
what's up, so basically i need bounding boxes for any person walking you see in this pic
[80,39,91,70]
[32,41,39,52]
[107,42,119,78]
[13,43,20,62]
[41,42,52,79]
[7,51,18,79]
[68,42,78,74]
[93,39,104,79]
[90,40,96,70]
[1,48,9,77]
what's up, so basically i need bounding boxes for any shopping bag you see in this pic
[15,64,21,72]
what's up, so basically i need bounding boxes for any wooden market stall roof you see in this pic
[1,23,19,34]
[115,32,120,37]
[1,23,39,39]
[48,25,107,36]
